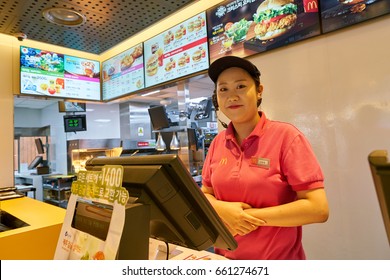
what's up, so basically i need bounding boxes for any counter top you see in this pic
[1,197,225,260]
[0,197,66,259]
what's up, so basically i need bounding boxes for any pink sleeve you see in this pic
[281,134,324,192]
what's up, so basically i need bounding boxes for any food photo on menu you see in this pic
[144,12,209,88]
[319,0,390,33]
[64,57,100,79]
[20,46,101,101]
[206,0,321,62]
[102,43,145,101]
[20,46,64,95]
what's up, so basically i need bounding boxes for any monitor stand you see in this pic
[117,203,151,260]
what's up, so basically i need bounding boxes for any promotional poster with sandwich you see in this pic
[206,0,321,62]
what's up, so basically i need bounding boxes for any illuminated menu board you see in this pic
[207,0,321,63]
[20,46,100,101]
[102,43,144,101]
[320,0,390,33]
[144,12,209,88]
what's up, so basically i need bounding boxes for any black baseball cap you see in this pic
[208,56,261,83]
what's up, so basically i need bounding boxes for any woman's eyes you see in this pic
[219,84,246,92]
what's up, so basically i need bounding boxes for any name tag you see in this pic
[251,156,270,169]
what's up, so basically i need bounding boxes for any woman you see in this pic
[201,56,329,260]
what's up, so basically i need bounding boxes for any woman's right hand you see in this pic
[214,200,265,236]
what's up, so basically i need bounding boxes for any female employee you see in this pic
[201,56,329,260]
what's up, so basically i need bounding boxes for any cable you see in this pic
[164,241,169,260]
[218,119,228,128]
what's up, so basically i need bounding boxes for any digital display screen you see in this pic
[320,0,390,33]
[72,200,113,241]
[20,46,101,101]
[64,114,87,132]
[144,11,209,88]
[206,0,321,63]
[102,43,145,101]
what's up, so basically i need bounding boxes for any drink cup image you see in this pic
[81,61,95,77]
[55,84,61,93]
[222,36,233,52]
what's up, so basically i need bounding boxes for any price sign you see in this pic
[70,165,129,206]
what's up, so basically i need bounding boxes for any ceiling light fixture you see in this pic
[42,7,86,27]
[141,90,160,97]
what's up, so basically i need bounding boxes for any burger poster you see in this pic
[206,0,321,62]
[320,0,390,34]
[144,12,209,88]
[20,46,101,101]
[102,43,144,101]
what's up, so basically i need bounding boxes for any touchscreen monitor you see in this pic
[85,154,237,258]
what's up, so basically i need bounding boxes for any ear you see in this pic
[257,84,263,100]
[212,91,218,111]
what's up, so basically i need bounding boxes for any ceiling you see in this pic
[0,0,194,54]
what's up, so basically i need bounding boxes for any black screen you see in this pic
[85,154,237,257]
[71,200,113,241]
[35,138,45,154]
[147,105,170,130]
[28,155,43,170]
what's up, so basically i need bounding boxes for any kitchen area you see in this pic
[12,76,218,208]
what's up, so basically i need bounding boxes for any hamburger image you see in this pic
[192,50,202,62]
[165,61,173,72]
[178,56,186,67]
[194,18,202,31]
[253,0,298,40]
[175,29,183,40]
[146,54,158,76]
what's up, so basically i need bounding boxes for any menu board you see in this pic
[320,0,390,33]
[207,0,321,63]
[102,43,144,101]
[144,12,209,88]
[20,46,100,101]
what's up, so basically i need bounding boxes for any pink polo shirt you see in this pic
[202,112,324,260]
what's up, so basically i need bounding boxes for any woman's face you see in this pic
[216,67,262,125]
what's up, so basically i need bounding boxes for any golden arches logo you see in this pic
[219,157,228,165]
[307,1,318,10]
[305,0,318,12]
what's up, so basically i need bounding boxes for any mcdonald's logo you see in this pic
[219,157,228,165]
[303,0,318,12]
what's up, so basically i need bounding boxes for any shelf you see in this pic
[42,174,75,209]
[42,184,71,191]
[152,126,187,133]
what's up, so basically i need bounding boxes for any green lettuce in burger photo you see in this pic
[253,0,298,40]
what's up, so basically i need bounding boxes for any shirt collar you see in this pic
[225,111,268,141]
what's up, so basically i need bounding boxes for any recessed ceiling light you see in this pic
[94,119,111,123]
[42,7,86,27]
[141,90,160,97]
